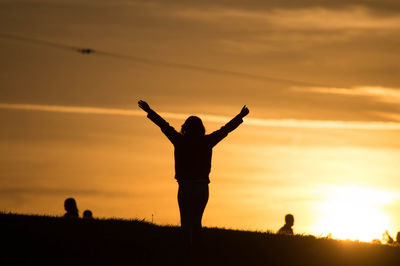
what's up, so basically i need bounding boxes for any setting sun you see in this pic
[312,185,396,242]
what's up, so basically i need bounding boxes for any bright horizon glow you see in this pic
[1,103,400,130]
[312,185,398,242]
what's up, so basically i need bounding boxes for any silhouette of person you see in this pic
[138,100,249,254]
[64,198,79,218]
[385,230,400,246]
[385,230,394,244]
[83,210,93,219]
[278,214,294,235]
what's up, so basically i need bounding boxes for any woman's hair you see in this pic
[181,116,205,136]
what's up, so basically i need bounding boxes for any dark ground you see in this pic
[1,213,400,265]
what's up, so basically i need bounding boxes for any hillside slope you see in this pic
[1,213,399,265]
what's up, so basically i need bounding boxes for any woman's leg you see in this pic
[178,183,209,254]
[178,184,194,253]
[192,184,209,251]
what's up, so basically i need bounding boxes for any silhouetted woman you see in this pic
[64,198,79,218]
[138,100,249,254]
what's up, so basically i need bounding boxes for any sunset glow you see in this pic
[1,0,400,244]
[312,185,397,242]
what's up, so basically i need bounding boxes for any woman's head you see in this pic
[181,116,205,137]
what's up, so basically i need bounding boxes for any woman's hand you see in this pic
[239,105,249,118]
[138,100,151,113]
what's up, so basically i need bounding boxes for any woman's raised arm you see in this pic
[208,105,249,147]
[138,100,152,113]
[138,100,180,144]
[239,105,250,118]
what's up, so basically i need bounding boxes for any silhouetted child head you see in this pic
[64,197,79,218]
[181,116,205,137]
[285,214,294,226]
[278,214,295,235]
[83,210,93,219]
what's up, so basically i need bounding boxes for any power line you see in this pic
[0,32,329,87]
[0,33,78,52]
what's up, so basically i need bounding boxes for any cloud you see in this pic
[1,103,400,130]
[0,187,134,197]
[170,6,400,55]
[2,0,400,111]
[119,0,400,16]
[174,7,400,31]
[293,86,400,104]
[0,103,145,117]
[373,111,400,122]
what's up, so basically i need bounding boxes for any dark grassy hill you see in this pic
[1,213,399,265]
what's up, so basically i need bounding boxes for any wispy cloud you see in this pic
[373,111,400,122]
[293,86,400,104]
[0,103,145,116]
[174,7,400,31]
[2,103,400,130]
[0,187,134,197]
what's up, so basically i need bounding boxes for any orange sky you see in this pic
[1,0,400,241]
